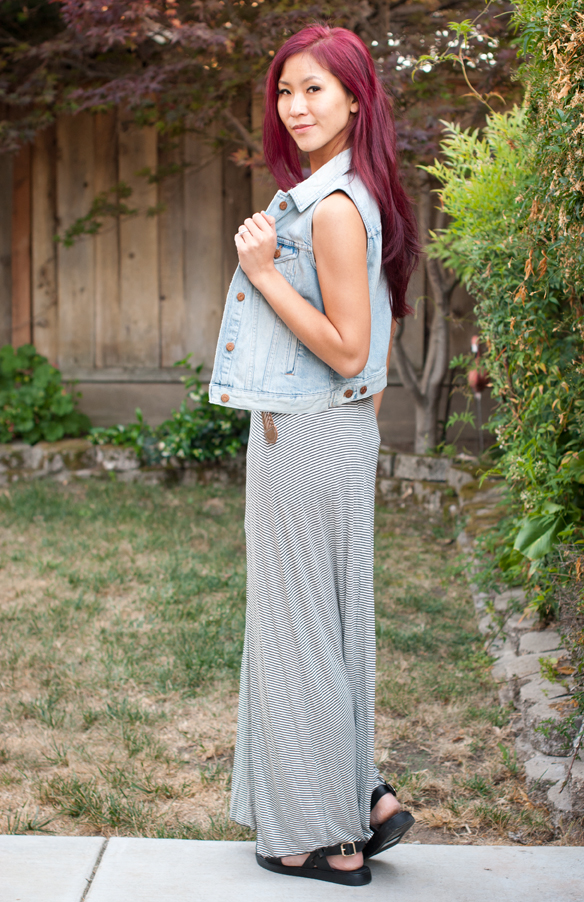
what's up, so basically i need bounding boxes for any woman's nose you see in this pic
[289,94,308,117]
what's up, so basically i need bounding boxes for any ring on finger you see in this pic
[238,226,249,235]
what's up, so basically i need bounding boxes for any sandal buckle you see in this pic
[340,842,357,857]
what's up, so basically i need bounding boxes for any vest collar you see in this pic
[288,148,353,212]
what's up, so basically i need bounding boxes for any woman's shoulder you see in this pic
[313,189,363,220]
[314,177,380,239]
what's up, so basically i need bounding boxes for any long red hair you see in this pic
[263,24,419,319]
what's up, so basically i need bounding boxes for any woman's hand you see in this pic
[234,212,278,287]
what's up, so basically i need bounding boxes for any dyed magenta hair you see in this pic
[263,24,419,319]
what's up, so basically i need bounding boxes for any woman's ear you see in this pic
[350,97,359,114]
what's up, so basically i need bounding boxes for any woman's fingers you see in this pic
[236,211,276,240]
[260,211,277,229]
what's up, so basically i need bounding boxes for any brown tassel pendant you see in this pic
[261,411,278,444]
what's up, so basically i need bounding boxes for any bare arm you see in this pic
[373,318,398,417]
[234,192,370,379]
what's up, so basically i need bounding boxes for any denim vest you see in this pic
[209,149,392,414]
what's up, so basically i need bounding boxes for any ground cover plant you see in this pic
[0,344,90,444]
[89,359,250,464]
[0,480,578,845]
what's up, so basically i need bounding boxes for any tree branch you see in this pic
[221,109,262,156]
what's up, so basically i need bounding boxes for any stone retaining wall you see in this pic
[0,439,476,507]
[457,527,583,823]
[0,439,245,487]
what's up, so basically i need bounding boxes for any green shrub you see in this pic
[0,344,90,444]
[90,358,250,463]
[425,2,584,623]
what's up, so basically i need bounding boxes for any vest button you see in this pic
[344,389,353,399]
[279,201,287,211]
[359,385,367,394]
[274,248,281,259]
[226,342,235,351]
[221,394,230,403]
[236,292,245,301]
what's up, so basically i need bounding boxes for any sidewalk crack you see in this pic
[80,837,108,902]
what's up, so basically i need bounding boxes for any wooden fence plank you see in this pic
[251,90,278,214]
[11,144,31,348]
[31,125,58,364]
[222,149,252,298]
[0,153,12,347]
[118,113,159,366]
[93,110,120,368]
[184,132,223,371]
[56,113,95,368]
[159,138,186,367]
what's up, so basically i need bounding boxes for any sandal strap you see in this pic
[370,779,397,811]
[304,840,367,869]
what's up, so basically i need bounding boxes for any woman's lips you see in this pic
[292,124,314,133]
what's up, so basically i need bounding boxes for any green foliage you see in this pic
[90,358,249,463]
[424,2,584,621]
[55,182,138,247]
[0,344,90,444]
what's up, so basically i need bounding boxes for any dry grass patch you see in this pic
[0,480,577,845]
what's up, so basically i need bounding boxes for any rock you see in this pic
[459,479,506,505]
[94,445,140,472]
[38,438,95,471]
[411,480,453,513]
[478,614,494,636]
[0,442,29,470]
[520,676,562,707]
[446,465,476,494]
[506,611,539,632]
[491,650,519,680]
[567,757,584,815]
[377,449,395,478]
[524,703,572,756]
[493,588,527,611]
[547,781,572,819]
[468,583,490,612]
[524,753,567,787]
[519,631,563,655]
[376,478,401,503]
[393,453,450,482]
[504,653,543,681]
[519,677,576,756]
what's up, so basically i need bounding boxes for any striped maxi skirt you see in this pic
[230,397,382,858]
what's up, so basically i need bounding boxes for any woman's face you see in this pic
[277,52,358,170]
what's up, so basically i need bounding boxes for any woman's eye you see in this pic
[277,88,290,95]
[307,85,321,93]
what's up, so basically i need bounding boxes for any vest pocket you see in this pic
[285,331,299,375]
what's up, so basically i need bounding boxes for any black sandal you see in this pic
[363,779,415,859]
[256,840,372,886]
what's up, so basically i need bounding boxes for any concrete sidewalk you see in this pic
[1,837,582,902]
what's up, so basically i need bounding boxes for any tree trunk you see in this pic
[393,173,458,454]
[414,387,441,454]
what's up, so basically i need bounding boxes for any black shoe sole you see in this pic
[363,811,415,859]
[256,853,372,886]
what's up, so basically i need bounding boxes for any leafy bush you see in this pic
[0,344,90,443]
[425,0,584,620]
[90,358,249,463]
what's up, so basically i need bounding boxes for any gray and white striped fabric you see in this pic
[230,397,382,858]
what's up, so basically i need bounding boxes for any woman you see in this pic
[209,24,419,887]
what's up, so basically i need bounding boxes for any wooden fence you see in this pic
[0,108,486,448]
[5,108,257,376]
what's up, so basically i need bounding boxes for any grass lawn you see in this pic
[0,480,572,844]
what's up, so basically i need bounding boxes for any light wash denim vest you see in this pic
[209,148,392,414]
